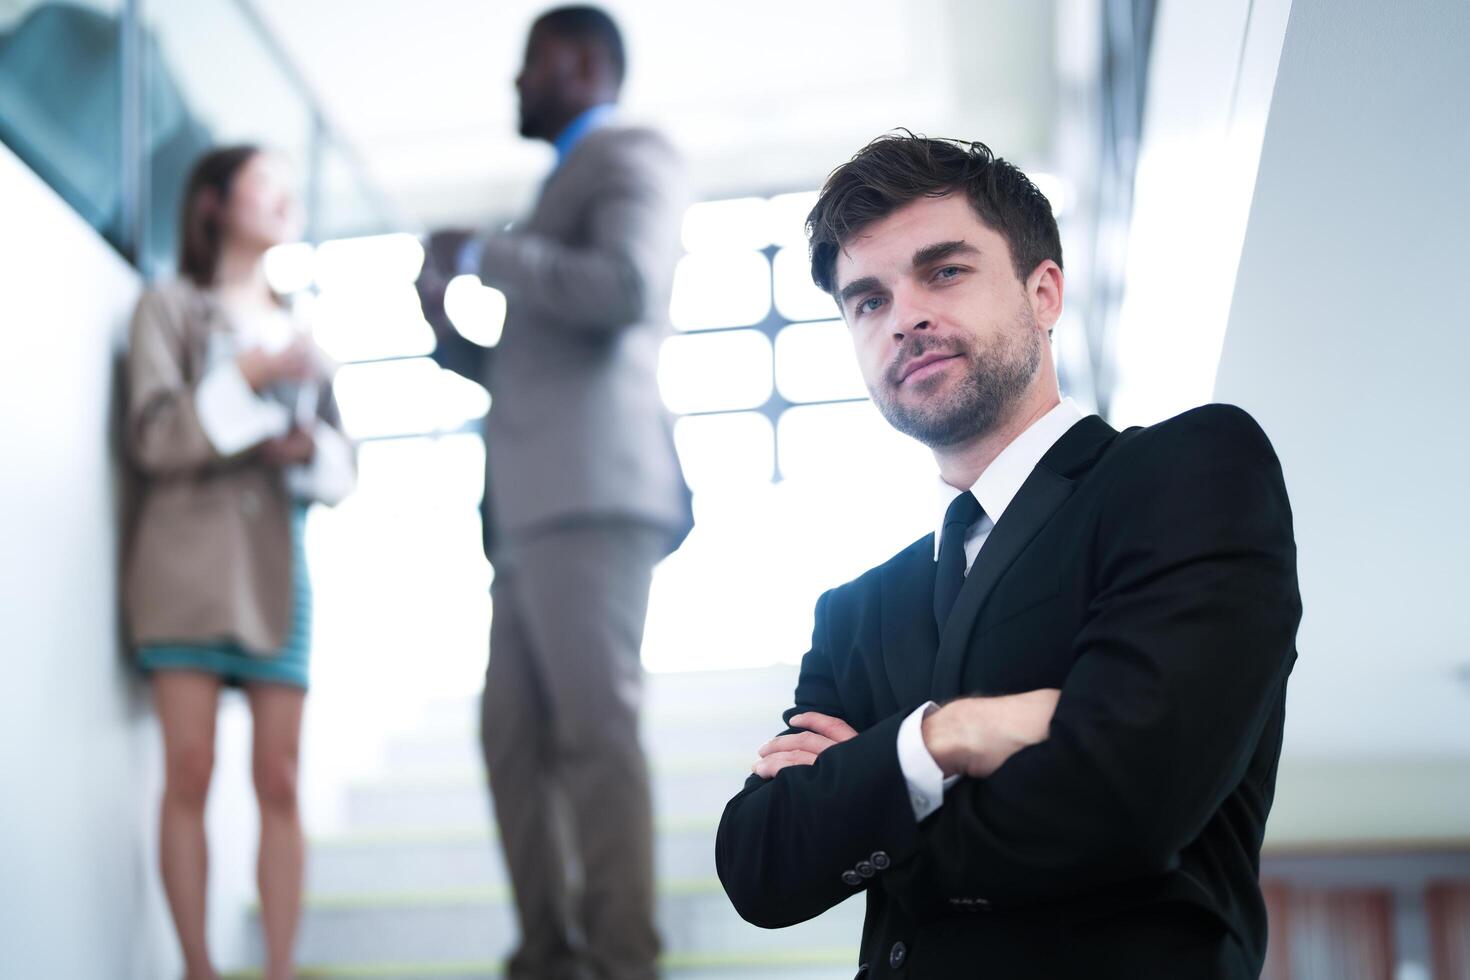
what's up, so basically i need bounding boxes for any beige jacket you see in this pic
[123,279,351,654]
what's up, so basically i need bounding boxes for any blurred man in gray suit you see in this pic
[415,7,691,979]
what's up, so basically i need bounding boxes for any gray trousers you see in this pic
[481,520,667,980]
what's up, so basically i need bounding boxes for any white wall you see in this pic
[1107,0,1293,427]
[1211,0,1470,834]
[0,141,260,977]
[0,141,161,975]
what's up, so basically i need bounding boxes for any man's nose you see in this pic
[890,287,934,340]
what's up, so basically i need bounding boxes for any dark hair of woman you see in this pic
[177,144,263,288]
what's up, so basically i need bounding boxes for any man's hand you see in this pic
[415,267,452,337]
[426,228,475,277]
[922,689,1061,779]
[752,712,857,779]
[416,229,476,340]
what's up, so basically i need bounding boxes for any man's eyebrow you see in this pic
[911,240,979,268]
[837,275,882,306]
[836,241,979,308]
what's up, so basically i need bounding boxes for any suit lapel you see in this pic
[880,538,940,710]
[929,415,1120,700]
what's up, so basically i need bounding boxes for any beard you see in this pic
[870,307,1043,448]
[517,88,557,140]
[518,102,543,140]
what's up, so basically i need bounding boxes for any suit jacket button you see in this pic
[841,870,863,886]
[855,860,875,878]
[889,941,907,969]
[870,851,891,870]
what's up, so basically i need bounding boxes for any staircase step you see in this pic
[248,881,864,966]
[241,668,827,977]
[309,820,720,893]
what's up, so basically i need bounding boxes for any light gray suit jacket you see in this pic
[436,124,693,559]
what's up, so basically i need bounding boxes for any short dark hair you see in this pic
[178,144,261,288]
[807,132,1062,296]
[534,5,626,86]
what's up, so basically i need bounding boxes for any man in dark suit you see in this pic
[715,134,1300,979]
[415,8,690,980]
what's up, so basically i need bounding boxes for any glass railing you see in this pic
[0,1,129,249]
[0,0,393,277]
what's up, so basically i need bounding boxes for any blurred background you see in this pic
[1,0,1467,978]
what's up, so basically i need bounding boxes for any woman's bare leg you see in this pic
[154,670,223,980]
[246,682,307,980]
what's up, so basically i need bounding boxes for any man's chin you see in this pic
[878,388,1003,448]
[517,110,543,140]
[886,372,957,409]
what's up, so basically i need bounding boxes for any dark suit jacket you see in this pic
[716,405,1300,979]
[433,125,693,559]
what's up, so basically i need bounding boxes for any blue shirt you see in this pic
[458,103,618,277]
[552,102,618,168]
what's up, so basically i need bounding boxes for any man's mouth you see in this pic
[897,352,961,385]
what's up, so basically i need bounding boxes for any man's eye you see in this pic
[858,296,885,315]
[935,266,962,280]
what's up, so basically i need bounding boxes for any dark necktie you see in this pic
[934,490,984,635]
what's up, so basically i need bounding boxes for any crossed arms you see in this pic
[754,689,1061,782]
[716,406,1301,928]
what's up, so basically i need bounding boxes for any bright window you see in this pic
[681,196,772,253]
[658,329,773,415]
[306,209,939,683]
[777,401,931,484]
[772,245,838,322]
[669,251,771,331]
[673,412,775,492]
[304,285,436,364]
[333,357,489,440]
[774,319,867,404]
[766,191,819,248]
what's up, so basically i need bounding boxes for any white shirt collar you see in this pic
[933,397,1087,558]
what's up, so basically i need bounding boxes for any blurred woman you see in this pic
[124,145,354,980]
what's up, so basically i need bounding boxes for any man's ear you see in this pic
[573,41,601,85]
[1027,260,1064,334]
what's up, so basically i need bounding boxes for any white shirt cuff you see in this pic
[897,701,960,821]
[195,360,291,456]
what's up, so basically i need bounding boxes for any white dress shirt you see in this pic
[896,398,1087,820]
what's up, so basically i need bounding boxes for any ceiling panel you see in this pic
[251,0,1058,228]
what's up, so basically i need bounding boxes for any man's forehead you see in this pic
[834,194,988,279]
